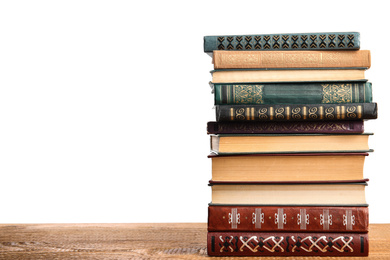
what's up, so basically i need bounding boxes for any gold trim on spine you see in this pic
[319,106,324,119]
[230,108,234,121]
[246,108,250,120]
[303,106,307,120]
[270,107,274,120]
[336,106,341,119]
[341,106,346,119]
[358,105,362,118]
[286,106,290,120]
[251,107,255,120]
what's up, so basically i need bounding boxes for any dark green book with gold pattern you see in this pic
[213,81,372,105]
[215,103,377,122]
[204,32,360,54]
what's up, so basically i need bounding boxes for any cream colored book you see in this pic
[211,69,366,83]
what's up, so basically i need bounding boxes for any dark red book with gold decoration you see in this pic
[207,231,368,256]
[208,205,368,232]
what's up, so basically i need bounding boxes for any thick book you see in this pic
[208,205,369,232]
[213,50,371,69]
[207,231,368,256]
[209,179,368,206]
[215,102,378,122]
[204,32,361,54]
[211,68,366,83]
[209,153,368,182]
[213,81,372,105]
[210,133,372,154]
[207,120,365,134]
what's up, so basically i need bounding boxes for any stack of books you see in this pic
[204,32,377,257]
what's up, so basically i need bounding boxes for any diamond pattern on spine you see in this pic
[329,34,336,48]
[301,35,308,48]
[263,36,271,49]
[272,35,280,49]
[227,36,234,50]
[347,34,355,48]
[245,36,252,49]
[236,36,243,50]
[254,36,262,49]
[218,37,225,50]
[338,35,346,48]
[310,35,318,48]
[319,34,327,48]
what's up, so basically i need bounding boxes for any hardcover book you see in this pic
[209,179,368,206]
[207,231,368,256]
[213,81,372,105]
[207,120,365,134]
[215,103,378,122]
[213,50,371,69]
[204,32,360,54]
[210,133,371,154]
[211,68,366,83]
[209,153,368,182]
[208,205,369,232]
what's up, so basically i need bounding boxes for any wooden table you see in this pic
[0,223,389,259]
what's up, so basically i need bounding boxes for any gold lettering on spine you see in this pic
[358,105,362,118]
[341,106,346,119]
[336,106,341,119]
[270,107,274,120]
[319,106,324,119]
[230,108,234,121]
[303,107,307,120]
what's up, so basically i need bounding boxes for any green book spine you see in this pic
[204,32,360,53]
[213,82,372,105]
[215,103,377,122]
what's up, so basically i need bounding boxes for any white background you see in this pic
[0,0,389,223]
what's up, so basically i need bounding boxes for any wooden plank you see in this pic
[0,223,389,259]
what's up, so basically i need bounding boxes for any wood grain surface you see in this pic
[0,223,389,259]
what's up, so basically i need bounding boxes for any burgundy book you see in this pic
[207,120,364,134]
[207,231,368,256]
[208,205,368,232]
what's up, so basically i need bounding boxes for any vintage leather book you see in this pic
[207,231,368,256]
[213,50,370,69]
[208,205,368,232]
[215,103,377,122]
[212,81,372,105]
[207,120,365,134]
[204,32,360,54]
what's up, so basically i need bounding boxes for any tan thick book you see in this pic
[211,69,366,83]
[210,134,371,154]
[209,153,368,182]
[213,50,371,69]
[209,179,368,205]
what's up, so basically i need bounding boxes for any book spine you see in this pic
[208,206,368,232]
[213,50,370,69]
[207,231,368,256]
[204,32,360,53]
[207,120,364,134]
[214,82,372,105]
[215,103,377,122]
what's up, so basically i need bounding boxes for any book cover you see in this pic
[215,103,378,122]
[213,50,370,69]
[211,68,367,83]
[209,153,368,182]
[209,179,368,206]
[204,32,360,53]
[208,205,368,232]
[210,133,372,154]
[213,81,372,105]
[207,120,365,134]
[207,231,368,256]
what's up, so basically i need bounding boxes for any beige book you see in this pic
[211,69,366,83]
[213,50,371,69]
